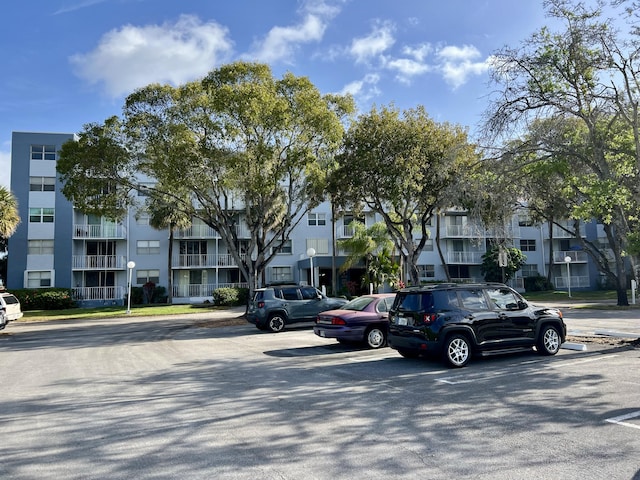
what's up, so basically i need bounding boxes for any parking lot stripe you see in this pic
[605,411,640,430]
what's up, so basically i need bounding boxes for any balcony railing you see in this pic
[554,275,590,289]
[72,286,125,301]
[553,250,588,263]
[173,253,246,268]
[73,224,126,239]
[444,224,485,238]
[552,223,585,238]
[175,224,220,239]
[172,282,248,298]
[72,255,127,270]
[447,251,484,264]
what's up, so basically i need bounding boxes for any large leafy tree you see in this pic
[58,62,354,296]
[483,0,640,305]
[329,104,478,286]
[0,186,20,285]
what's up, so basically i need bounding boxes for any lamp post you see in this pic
[306,247,316,287]
[126,261,135,314]
[564,256,572,298]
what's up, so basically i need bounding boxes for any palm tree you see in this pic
[0,186,20,240]
[146,192,192,304]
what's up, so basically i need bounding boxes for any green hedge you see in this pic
[524,275,555,292]
[9,288,77,311]
[212,287,249,306]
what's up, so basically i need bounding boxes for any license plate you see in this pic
[397,317,408,326]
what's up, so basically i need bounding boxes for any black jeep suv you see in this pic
[387,283,566,368]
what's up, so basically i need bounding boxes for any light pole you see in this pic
[306,247,316,288]
[564,256,572,298]
[126,261,135,314]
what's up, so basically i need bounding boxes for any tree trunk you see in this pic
[435,214,450,281]
[167,227,174,304]
[546,219,554,284]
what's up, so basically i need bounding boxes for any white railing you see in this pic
[444,224,484,238]
[553,250,589,263]
[447,251,484,264]
[172,283,248,298]
[73,224,126,239]
[173,254,246,268]
[554,276,590,289]
[552,223,585,238]
[73,286,125,301]
[175,224,220,238]
[337,224,355,238]
[72,255,127,270]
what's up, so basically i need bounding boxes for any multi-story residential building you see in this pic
[7,131,606,307]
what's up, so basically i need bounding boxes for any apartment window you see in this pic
[518,213,534,227]
[29,208,54,223]
[272,239,292,255]
[520,264,539,278]
[418,264,435,278]
[306,238,329,255]
[136,269,160,285]
[28,240,54,255]
[27,271,52,288]
[271,266,293,283]
[136,214,150,225]
[520,239,536,252]
[308,213,326,226]
[31,144,56,161]
[137,240,161,255]
[29,176,55,192]
[422,239,434,251]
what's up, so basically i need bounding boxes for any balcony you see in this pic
[554,275,590,289]
[175,224,219,239]
[447,251,484,264]
[553,250,588,263]
[74,224,126,239]
[72,255,127,270]
[72,286,125,301]
[444,224,484,238]
[552,223,585,238]
[173,253,246,268]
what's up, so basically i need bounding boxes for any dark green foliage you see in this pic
[481,246,527,283]
[524,275,555,292]
[212,287,249,306]
[10,288,76,311]
[129,285,167,305]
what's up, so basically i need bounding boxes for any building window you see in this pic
[520,264,539,277]
[518,213,534,227]
[29,176,55,192]
[422,239,434,251]
[520,239,536,251]
[272,239,292,255]
[271,266,293,283]
[136,214,150,225]
[308,213,326,226]
[418,264,435,278]
[137,240,161,255]
[31,144,56,161]
[136,269,160,285]
[29,208,54,223]
[306,238,329,255]
[137,183,154,196]
[27,271,52,288]
[28,240,54,255]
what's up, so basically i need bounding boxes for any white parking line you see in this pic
[605,411,640,430]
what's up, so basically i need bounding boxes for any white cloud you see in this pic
[0,150,11,189]
[435,44,490,89]
[245,0,341,64]
[349,22,396,64]
[385,58,431,84]
[339,73,380,105]
[70,15,234,98]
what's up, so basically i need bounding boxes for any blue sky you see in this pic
[0,0,551,189]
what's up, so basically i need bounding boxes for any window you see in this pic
[486,287,520,310]
[31,144,56,161]
[308,213,326,226]
[306,238,329,255]
[29,208,54,223]
[28,240,54,255]
[301,287,319,300]
[136,214,150,225]
[27,271,52,288]
[422,239,434,251]
[29,176,55,192]
[459,289,489,310]
[136,269,160,285]
[272,239,292,255]
[520,264,539,278]
[518,213,534,227]
[520,239,536,251]
[418,264,435,278]
[137,240,160,255]
[137,183,154,196]
[271,266,293,283]
[280,287,300,300]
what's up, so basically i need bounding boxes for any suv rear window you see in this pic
[395,292,433,311]
[1,295,19,305]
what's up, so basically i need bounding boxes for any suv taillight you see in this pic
[257,301,265,308]
[423,313,437,325]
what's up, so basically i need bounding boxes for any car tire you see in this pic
[444,333,471,368]
[537,324,561,355]
[267,313,286,333]
[365,326,386,349]
[397,349,419,359]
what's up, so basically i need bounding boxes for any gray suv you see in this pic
[247,285,348,332]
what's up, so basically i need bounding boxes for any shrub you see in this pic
[524,275,555,292]
[10,288,76,311]
[212,287,248,306]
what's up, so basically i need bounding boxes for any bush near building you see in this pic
[10,288,76,311]
[212,287,249,306]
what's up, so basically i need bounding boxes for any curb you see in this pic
[562,342,588,351]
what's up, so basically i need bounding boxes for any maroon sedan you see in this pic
[314,293,396,349]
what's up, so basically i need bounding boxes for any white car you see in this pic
[0,292,23,330]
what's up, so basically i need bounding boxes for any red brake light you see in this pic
[257,301,265,308]
[423,313,437,325]
[331,317,347,325]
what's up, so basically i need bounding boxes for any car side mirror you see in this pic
[517,300,528,310]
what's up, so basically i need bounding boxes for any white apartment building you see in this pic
[7,131,603,307]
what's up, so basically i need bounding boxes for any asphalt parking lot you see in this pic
[1,308,639,479]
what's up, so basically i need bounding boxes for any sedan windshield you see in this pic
[341,296,375,311]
